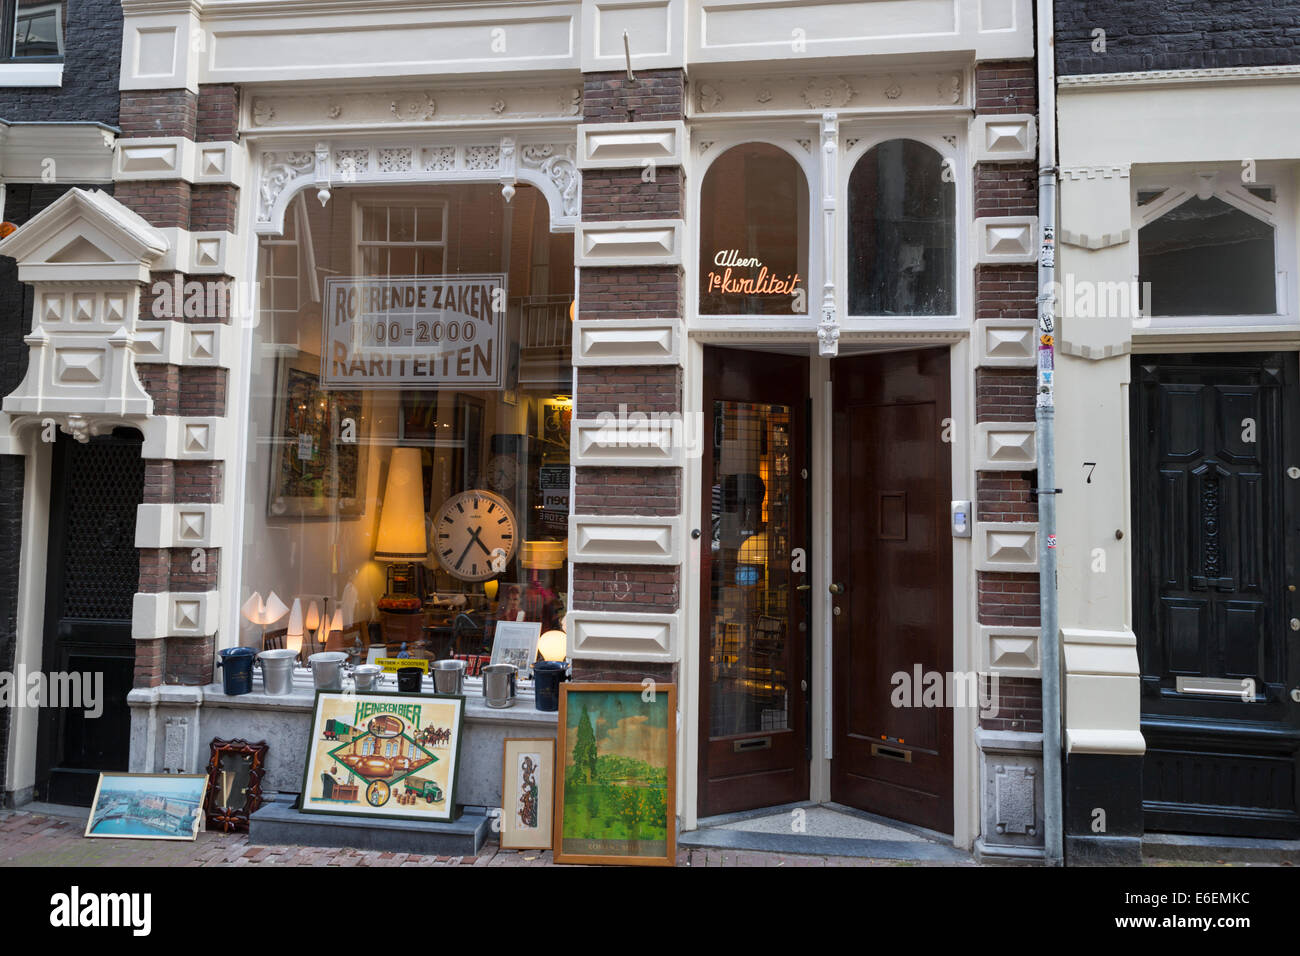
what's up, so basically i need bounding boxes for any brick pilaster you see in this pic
[117,84,242,688]
[571,70,687,679]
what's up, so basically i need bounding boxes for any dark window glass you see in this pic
[1139,196,1276,316]
[13,1,63,57]
[699,143,808,316]
[848,139,955,316]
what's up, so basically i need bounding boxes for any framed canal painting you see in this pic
[500,738,555,851]
[84,773,208,841]
[554,683,676,866]
[300,691,466,823]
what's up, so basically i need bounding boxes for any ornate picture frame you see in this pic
[203,738,269,834]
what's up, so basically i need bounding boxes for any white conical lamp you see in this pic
[287,598,305,659]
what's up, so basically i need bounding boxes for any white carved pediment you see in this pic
[0,188,167,436]
[0,188,168,285]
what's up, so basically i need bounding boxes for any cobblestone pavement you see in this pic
[0,810,975,867]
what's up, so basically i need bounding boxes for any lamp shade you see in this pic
[305,600,321,632]
[483,579,499,602]
[242,590,289,627]
[375,448,429,560]
[329,608,343,634]
[521,539,566,571]
[538,629,567,662]
[287,598,304,638]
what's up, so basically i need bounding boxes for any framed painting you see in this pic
[85,772,208,841]
[267,353,368,519]
[300,690,466,823]
[554,683,676,866]
[489,620,541,674]
[500,738,555,850]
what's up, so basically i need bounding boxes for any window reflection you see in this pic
[245,184,572,671]
[848,139,955,316]
[13,0,63,57]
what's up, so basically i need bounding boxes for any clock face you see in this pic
[432,490,518,582]
[487,454,519,493]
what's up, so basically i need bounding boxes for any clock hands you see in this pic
[453,526,497,574]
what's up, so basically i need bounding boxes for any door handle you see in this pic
[795,584,811,591]
[829,582,845,595]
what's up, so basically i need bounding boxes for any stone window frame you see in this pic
[1131,163,1296,331]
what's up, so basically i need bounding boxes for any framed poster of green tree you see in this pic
[554,683,676,866]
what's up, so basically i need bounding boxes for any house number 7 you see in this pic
[1083,462,1096,483]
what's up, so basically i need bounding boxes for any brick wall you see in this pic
[1056,0,1300,75]
[571,565,681,614]
[0,0,124,123]
[981,675,1044,733]
[578,267,681,319]
[118,91,198,139]
[583,70,685,123]
[977,471,1038,523]
[573,468,681,516]
[974,61,1037,114]
[975,368,1037,422]
[977,572,1041,627]
[574,366,681,416]
[975,265,1037,320]
[974,164,1037,219]
[581,168,682,221]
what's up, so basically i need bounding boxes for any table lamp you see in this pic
[375,447,428,601]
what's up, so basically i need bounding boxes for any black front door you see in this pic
[1132,352,1300,838]
[35,430,144,806]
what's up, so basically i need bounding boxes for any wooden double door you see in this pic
[698,346,953,833]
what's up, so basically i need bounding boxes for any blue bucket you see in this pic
[218,646,256,696]
[533,661,568,713]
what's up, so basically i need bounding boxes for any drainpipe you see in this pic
[1034,0,1063,867]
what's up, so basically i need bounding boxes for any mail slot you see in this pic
[733,736,772,753]
[871,743,912,763]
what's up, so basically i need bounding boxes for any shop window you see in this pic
[699,143,809,316]
[1138,196,1277,316]
[10,0,62,57]
[243,183,573,675]
[848,139,955,316]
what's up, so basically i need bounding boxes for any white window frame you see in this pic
[1132,163,1296,332]
[687,127,819,332]
[350,196,449,279]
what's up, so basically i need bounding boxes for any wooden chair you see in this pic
[262,627,287,651]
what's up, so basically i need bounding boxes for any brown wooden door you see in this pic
[831,348,953,833]
[699,346,810,817]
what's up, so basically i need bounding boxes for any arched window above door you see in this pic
[699,143,809,316]
[848,139,955,316]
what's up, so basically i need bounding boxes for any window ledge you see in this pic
[0,62,62,87]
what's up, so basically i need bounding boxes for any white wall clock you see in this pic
[431,489,518,581]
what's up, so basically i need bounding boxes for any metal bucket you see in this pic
[353,664,383,692]
[482,663,517,708]
[308,651,349,692]
[257,648,298,696]
[432,659,466,696]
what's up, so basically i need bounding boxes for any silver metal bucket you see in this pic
[353,664,383,692]
[482,663,517,708]
[308,651,349,692]
[433,659,466,695]
[257,648,298,696]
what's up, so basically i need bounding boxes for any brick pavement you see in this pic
[0,810,974,867]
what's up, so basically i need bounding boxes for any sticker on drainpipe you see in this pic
[1040,225,1055,268]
